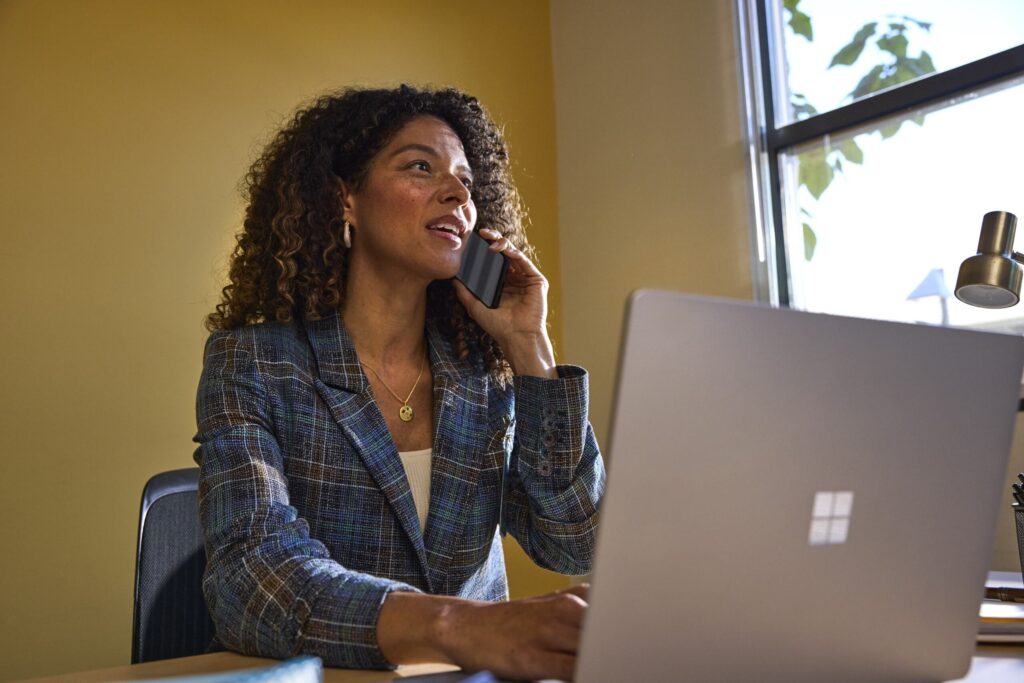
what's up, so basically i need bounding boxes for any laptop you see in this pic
[576,290,1024,683]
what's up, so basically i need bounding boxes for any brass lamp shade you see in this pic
[955,255,1022,308]
[955,211,1023,309]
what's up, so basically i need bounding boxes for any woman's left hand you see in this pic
[452,228,557,378]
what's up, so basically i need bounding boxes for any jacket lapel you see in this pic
[423,323,488,590]
[305,315,431,584]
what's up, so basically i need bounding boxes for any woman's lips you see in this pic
[427,223,463,244]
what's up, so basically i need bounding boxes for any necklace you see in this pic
[362,352,426,423]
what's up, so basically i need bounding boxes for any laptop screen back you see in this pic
[577,290,1024,683]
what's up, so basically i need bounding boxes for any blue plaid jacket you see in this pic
[193,313,605,669]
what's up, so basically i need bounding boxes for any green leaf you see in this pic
[916,50,936,74]
[789,10,813,41]
[891,63,919,85]
[879,122,903,139]
[784,0,813,39]
[791,92,819,118]
[888,22,907,33]
[910,113,925,126]
[897,15,932,31]
[897,51,936,78]
[803,223,817,261]
[877,34,908,59]
[829,22,877,67]
[851,64,885,98]
[798,149,834,200]
[903,58,928,77]
[839,138,864,164]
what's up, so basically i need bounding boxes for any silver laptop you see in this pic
[577,290,1024,683]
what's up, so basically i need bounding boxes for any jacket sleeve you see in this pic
[501,365,606,575]
[194,330,419,669]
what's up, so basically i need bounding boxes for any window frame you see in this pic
[736,0,1024,306]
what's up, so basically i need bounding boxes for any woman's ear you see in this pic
[337,178,356,224]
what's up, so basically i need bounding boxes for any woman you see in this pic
[194,85,605,681]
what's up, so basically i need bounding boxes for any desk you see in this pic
[21,653,458,682]
[19,647,1024,682]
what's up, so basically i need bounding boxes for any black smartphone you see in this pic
[455,229,509,309]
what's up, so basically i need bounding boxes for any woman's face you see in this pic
[343,115,478,283]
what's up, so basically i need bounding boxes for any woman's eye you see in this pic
[411,160,430,172]
[461,177,474,190]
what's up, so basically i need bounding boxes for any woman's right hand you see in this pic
[377,585,590,681]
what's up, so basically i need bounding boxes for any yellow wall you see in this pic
[0,1,566,678]
[550,0,754,444]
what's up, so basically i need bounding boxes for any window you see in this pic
[737,0,1024,330]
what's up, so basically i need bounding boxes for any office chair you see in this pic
[132,467,217,663]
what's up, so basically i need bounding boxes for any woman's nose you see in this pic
[440,173,471,206]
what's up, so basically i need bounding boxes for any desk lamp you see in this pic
[956,210,1024,588]
[955,211,1023,308]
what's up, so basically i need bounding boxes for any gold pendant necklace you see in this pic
[362,352,426,423]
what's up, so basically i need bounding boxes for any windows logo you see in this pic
[808,491,854,546]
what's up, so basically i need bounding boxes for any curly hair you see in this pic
[207,85,535,383]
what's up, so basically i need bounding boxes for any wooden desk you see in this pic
[20,647,1024,682]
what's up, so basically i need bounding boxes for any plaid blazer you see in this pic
[194,313,605,669]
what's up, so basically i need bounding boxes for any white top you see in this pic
[397,447,432,532]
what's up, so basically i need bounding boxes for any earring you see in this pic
[343,221,353,249]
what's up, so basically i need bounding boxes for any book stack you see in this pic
[979,571,1024,643]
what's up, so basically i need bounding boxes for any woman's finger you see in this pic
[548,591,588,628]
[507,651,576,683]
[543,652,577,682]
[543,622,583,656]
[479,229,517,255]
[502,246,544,281]
[488,237,513,253]
[562,583,590,602]
[475,228,541,277]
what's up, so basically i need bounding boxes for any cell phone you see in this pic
[455,229,509,309]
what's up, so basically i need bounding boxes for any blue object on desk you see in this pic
[133,655,323,683]
[460,673,499,683]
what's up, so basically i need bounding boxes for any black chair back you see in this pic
[132,467,216,663]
